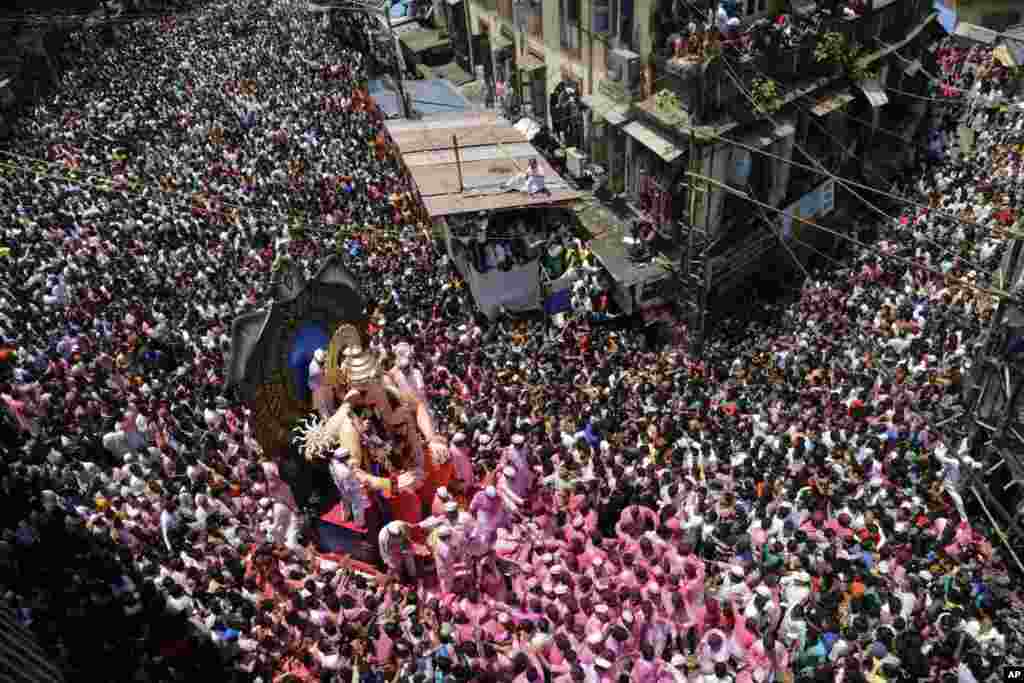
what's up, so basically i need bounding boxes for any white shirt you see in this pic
[160,509,178,553]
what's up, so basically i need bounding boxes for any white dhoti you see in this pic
[272,503,302,549]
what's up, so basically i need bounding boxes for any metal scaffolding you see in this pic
[964,233,1024,575]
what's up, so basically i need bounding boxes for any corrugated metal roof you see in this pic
[395,114,583,216]
[387,112,527,153]
[370,78,477,118]
[403,142,537,167]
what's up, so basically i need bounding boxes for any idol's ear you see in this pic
[225,308,271,394]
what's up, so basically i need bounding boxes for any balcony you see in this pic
[513,0,543,39]
[711,0,933,83]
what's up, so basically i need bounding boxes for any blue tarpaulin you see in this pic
[369,78,475,118]
[544,288,572,315]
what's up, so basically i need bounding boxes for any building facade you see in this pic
[462,0,943,315]
[598,0,941,312]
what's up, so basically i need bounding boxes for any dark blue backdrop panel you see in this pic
[288,322,331,402]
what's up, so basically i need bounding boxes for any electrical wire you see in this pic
[717,51,1002,280]
[692,170,1017,301]
[885,84,968,103]
[734,52,1020,238]
[536,19,1011,274]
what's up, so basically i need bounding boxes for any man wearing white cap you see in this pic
[468,485,509,589]
[431,486,453,518]
[427,523,458,594]
[378,520,418,582]
[328,447,369,527]
[308,348,334,418]
[448,432,476,495]
[498,462,527,508]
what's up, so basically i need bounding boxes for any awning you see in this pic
[810,90,854,116]
[622,121,683,163]
[737,120,796,148]
[518,53,545,72]
[858,80,889,108]
[954,22,998,45]
[491,33,514,52]
[581,93,631,126]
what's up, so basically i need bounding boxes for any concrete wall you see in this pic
[469,0,653,128]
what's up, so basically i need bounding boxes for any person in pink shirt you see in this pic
[431,486,454,517]
[631,643,663,683]
[616,552,640,591]
[447,432,476,496]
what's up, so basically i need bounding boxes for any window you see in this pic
[498,0,513,22]
[527,0,543,38]
[757,0,766,11]
[745,0,755,15]
[560,0,581,56]
[612,0,634,50]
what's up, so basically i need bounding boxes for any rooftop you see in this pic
[388,112,583,217]
[368,77,476,118]
[575,200,674,287]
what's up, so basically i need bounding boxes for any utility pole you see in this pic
[383,6,411,118]
[464,0,475,75]
[684,127,707,359]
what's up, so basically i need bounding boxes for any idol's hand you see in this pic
[429,440,449,463]
[397,471,418,491]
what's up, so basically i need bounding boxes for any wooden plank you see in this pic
[410,159,523,196]
[392,124,526,154]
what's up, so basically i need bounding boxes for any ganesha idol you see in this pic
[294,324,449,537]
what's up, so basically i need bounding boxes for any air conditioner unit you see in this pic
[566,147,587,178]
[609,48,641,89]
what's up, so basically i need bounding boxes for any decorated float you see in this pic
[226,256,451,568]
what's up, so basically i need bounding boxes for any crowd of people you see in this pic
[0,0,1023,680]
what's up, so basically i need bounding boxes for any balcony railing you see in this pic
[714,0,933,84]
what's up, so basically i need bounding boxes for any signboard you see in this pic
[782,179,835,241]
[934,0,958,34]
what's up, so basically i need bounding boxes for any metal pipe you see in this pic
[453,135,464,193]
[384,7,411,118]
[464,0,475,75]
[971,485,1024,576]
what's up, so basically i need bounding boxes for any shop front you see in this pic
[621,120,684,229]
[518,52,546,121]
[581,92,632,193]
